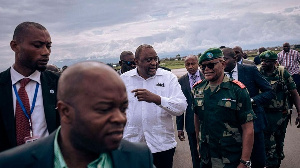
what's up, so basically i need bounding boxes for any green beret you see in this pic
[199,48,223,64]
[259,50,277,60]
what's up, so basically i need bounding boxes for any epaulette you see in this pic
[231,80,246,89]
[192,80,203,88]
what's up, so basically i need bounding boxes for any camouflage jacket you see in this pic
[259,66,296,111]
[192,75,255,148]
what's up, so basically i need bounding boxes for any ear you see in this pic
[57,100,73,124]
[134,58,138,66]
[10,40,19,52]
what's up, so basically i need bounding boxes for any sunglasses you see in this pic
[121,60,136,66]
[200,61,220,71]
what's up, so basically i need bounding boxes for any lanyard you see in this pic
[13,82,39,125]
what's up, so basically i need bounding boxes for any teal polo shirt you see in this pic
[53,127,113,168]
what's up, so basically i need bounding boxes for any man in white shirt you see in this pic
[0,22,60,152]
[121,44,187,168]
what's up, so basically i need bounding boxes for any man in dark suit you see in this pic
[233,46,255,65]
[0,22,60,152]
[0,62,154,168]
[176,55,203,168]
[223,48,275,168]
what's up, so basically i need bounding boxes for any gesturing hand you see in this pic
[132,89,161,105]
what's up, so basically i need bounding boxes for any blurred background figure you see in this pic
[233,46,254,65]
[254,47,267,65]
[46,64,60,73]
[117,51,136,75]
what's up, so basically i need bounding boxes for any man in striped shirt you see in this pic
[277,42,300,94]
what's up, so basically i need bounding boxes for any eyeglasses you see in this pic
[145,56,159,63]
[121,60,136,66]
[200,61,220,71]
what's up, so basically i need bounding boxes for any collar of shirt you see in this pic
[130,67,164,78]
[10,66,41,85]
[225,64,238,80]
[54,127,113,168]
[237,59,242,64]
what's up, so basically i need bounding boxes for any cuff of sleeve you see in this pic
[159,96,169,108]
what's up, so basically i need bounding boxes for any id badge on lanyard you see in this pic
[13,82,41,143]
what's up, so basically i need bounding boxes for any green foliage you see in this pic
[160,60,185,69]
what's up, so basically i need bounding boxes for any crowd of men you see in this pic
[0,21,299,168]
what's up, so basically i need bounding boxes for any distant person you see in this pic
[0,22,60,152]
[176,55,203,168]
[253,47,267,65]
[233,46,254,65]
[117,51,136,75]
[277,42,300,94]
[121,44,187,168]
[193,48,255,168]
[46,64,60,73]
[259,51,300,168]
[223,47,274,168]
[0,62,154,168]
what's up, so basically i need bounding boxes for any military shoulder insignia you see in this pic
[192,80,203,88]
[231,80,246,89]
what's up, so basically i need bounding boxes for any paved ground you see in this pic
[171,68,300,168]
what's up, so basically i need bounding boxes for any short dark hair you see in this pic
[222,47,236,58]
[135,44,153,59]
[120,51,134,60]
[258,47,267,54]
[13,22,47,42]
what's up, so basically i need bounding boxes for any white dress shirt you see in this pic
[10,67,49,138]
[120,68,187,153]
[188,70,202,89]
[225,64,239,80]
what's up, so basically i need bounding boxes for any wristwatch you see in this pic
[240,159,251,168]
[250,98,256,106]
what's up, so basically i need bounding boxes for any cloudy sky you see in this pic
[0,0,299,70]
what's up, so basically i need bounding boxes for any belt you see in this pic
[265,108,287,114]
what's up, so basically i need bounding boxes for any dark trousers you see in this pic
[153,147,176,168]
[187,132,200,168]
[292,74,300,95]
[251,131,266,168]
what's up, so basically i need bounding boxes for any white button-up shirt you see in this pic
[121,68,187,153]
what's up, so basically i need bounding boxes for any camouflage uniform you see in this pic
[192,75,255,168]
[259,66,297,167]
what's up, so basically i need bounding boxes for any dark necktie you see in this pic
[228,71,234,79]
[191,75,197,86]
[15,78,31,145]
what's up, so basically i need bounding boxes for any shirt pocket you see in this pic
[217,100,238,122]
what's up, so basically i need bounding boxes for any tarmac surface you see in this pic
[171,68,300,168]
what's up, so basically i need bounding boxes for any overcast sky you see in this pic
[0,0,299,70]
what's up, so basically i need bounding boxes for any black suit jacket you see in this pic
[176,71,204,133]
[0,131,154,168]
[0,68,60,152]
[237,64,274,132]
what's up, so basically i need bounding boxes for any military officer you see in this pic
[193,48,256,168]
[259,50,300,168]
